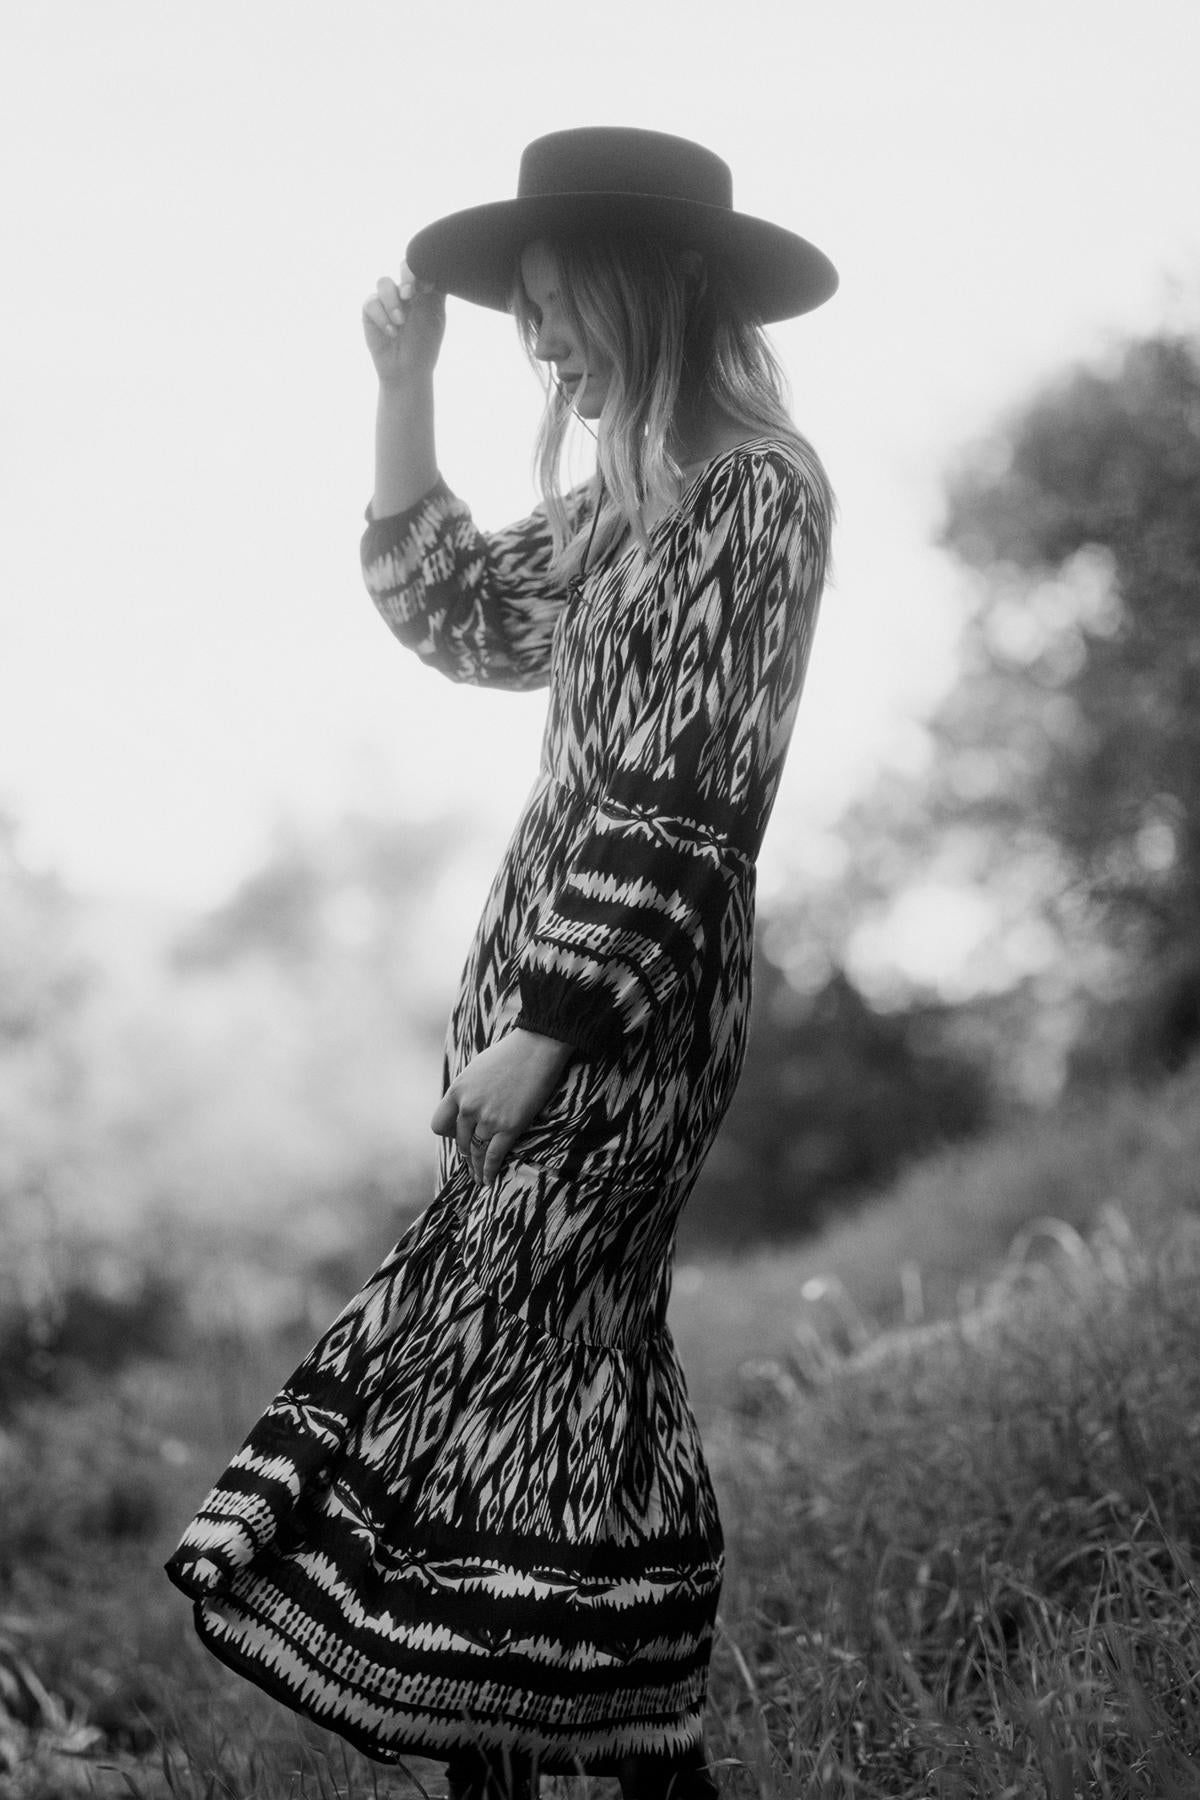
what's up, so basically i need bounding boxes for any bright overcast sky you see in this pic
[3,0,1198,911]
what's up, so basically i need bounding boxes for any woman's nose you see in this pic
[533,318,568,362]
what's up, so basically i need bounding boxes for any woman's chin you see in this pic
[572,388,606,421]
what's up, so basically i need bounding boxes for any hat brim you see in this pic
[406,193,837,324]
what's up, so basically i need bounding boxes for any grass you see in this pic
[2,1061,1200,1797]
[705,1200,1200,1795]
[669,1059,1200,1419]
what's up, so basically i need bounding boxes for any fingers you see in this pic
[468,1125,489,1186]
[464,1120,513,1186]
[364,275,407,339]
[429,1034,562,1188]
[364,268,438,339]
[429,1095,512,1186]
[430,1091,457,1140]
[430,1092,490,1184]
[482,1130,516,1186]
[456,1109,479,1168]
[431,1094,479,1163]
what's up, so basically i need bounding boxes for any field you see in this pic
[2,1061,1199,1798]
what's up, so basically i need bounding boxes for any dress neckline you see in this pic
[572,436,793,599]
[649,434,791,532]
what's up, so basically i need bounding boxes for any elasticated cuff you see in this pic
[515,968,627,1062]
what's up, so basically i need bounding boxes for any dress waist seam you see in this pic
[536,773,757,868]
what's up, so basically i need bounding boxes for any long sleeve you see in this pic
[514,446,829,1059]
[361,478,588,691]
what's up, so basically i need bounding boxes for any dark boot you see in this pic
[445,1745,536,1800]
[618,1748,720,1800]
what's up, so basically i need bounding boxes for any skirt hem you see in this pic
[188,1599,703,1776]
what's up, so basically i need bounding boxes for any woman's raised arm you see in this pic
[360,264,577,690]
[363,266,446,517]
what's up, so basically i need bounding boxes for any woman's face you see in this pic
[519,240,612,419]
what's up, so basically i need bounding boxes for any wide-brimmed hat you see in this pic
[406,127,837,324]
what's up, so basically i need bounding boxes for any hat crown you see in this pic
[407,126,836,322]
[517,127,733,212]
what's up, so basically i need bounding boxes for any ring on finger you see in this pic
[470,1129,489,1148]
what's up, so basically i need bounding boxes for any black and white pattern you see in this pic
[166,438,829,1772]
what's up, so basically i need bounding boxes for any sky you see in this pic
[3,0,1198,930]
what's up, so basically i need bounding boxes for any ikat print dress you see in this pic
[165,437,830,1773]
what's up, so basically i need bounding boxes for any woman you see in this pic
[166,128,836,1799]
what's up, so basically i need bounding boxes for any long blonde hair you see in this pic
[511,231,833,582]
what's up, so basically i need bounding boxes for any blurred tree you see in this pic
[941,337,1200,946]
[770,331,1200,1092]
[682,930,992,1248]
[161,811,480,1269]
[173,810,465,994]
[0,807,489,1390]
[0,816,96,1404]
[0,813,88,1050]
[937,332,1200,1075]
[0,814,91,1217]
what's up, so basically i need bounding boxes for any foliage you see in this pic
[172,811,464,994]
[0,816,105,1405]
[0,812,461,1377]
[672,1052,1200,1419]
[709,1207,1200,1795]
[940,335,1200,931]
[936,333,1200,1070]
[0,818,88,1049]
[3,1057,1199,1795]
[685,944,993,1248]
[0,1262,184,1415]
[704,1070,1200,1795]
[769,332,1200,1093]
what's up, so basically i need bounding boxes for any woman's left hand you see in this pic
[432,1029,574,1186]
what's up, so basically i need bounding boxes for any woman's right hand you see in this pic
[362,264,446,388]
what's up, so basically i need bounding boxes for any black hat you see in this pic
[406,127,837,324]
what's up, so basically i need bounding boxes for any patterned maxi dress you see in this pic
[165,436,828,1773]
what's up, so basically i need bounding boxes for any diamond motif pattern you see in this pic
[165,438,829,1773]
